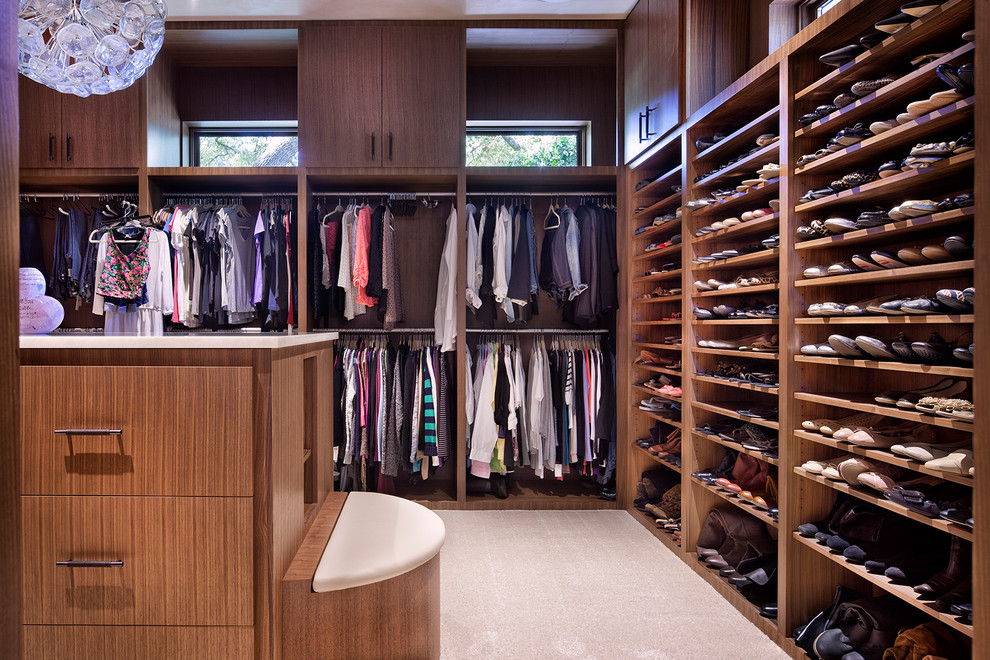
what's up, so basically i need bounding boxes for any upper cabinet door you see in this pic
[623,0,650,163]
[19,79,63,169]
[298,25,383,167]
[60,82,143,168]
[648,0,681,142]
[380,26,463,168]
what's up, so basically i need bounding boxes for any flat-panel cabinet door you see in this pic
[623,0,650,162]
[381,25,463,168]
[19,79,62,169]
[648,0,681,141]
[298,25,382,167]
[60,83,142,168]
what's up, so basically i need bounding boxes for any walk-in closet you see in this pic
[3,0,987,658]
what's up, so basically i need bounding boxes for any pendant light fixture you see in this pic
[17,0,167,97]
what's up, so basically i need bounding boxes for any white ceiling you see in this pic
[165,0,637,21]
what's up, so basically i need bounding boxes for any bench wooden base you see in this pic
[281,494,441,660]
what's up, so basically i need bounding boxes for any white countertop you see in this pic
[20,331,339,350]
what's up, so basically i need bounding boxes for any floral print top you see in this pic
[95,230,152,300]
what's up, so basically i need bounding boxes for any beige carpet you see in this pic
[436,510,791,660]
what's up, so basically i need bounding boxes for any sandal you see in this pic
[932,398,974,420]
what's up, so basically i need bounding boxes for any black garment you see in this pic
[366,205,385,300]
[310,208,329,326]
[506,205,532,306]
[19,210,47,282]
[333,350,346,467]
[475,205,498,324]
[598,205,619,314]
[77,209,105,304]
[569,204,599,324]
[327,208,345,315]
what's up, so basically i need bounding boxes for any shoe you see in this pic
[875,12,914,33]
[819,43,865,66]
[850,76,898,97]
[827,334,867,358]
[854,335,900,360]
[900,0,948,17]
[914,537,970,598]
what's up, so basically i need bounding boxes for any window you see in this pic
[185,122,298,167]
[815,0,843,17]
[466,121,589,167]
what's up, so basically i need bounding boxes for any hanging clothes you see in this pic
[309,201,408,330]
[468,198,618,326]
[92,227,173,336]
[156,197,295,331]
[334,336,454,493]
[434,204,458,351]
[466,335,616,488]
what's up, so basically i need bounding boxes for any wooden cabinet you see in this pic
[19,78,142,169]
[623,0,682,162]
[20,339,335,659]
[299,25,463,167]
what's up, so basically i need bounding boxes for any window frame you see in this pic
[183,120,299,167]
[465,120,591,167]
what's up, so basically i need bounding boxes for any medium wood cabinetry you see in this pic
[624,0,681,162]
[19,78,142,169]
[20,339,335,660]
[298,24,463,167]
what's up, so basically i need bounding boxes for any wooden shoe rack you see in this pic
[619,0,984,655]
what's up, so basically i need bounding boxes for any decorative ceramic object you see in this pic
[19,267,46,299]
[19,267,63,334]
[20,296,64,334]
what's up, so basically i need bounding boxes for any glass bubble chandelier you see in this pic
[17,0,167,97]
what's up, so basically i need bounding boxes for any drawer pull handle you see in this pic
[56,560,124,568]
[54,429,122,436]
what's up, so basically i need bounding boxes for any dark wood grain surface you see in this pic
[382,26,464,168]
[298,25,382,167]
[1,2,22,657]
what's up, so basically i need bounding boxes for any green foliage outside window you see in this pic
[197,135,299,167]
[466,133,578,167]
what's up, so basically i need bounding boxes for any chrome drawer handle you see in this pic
[54,429,122,436]
[56,560,124,568]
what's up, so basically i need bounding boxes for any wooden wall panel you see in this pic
[466,65,617,166]
[1,1,21,656]
[147,50,182,168]
[175,67,298,122]
[24,625,254,659]
[22,496,253,626]
[684,0,755,116]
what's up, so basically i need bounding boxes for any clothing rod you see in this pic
[312,192,456,198]
[162,192,295,198]
[321,328,436,334]
[19,192,137,198]
[466,192,615,197]
[465,328,610,335]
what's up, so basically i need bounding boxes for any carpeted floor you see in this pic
[436,510,791,660]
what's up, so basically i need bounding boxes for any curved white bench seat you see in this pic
[314,491,446,592]
[282,491,445,659]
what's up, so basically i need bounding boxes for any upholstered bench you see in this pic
[282,491,446,660]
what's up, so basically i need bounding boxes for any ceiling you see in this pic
[165,0,637,21]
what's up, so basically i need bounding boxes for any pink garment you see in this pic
[353,205,377,306]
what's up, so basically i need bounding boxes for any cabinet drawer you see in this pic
[24,625,254,659]
[22,366,253,496]
[23,496,254,626]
